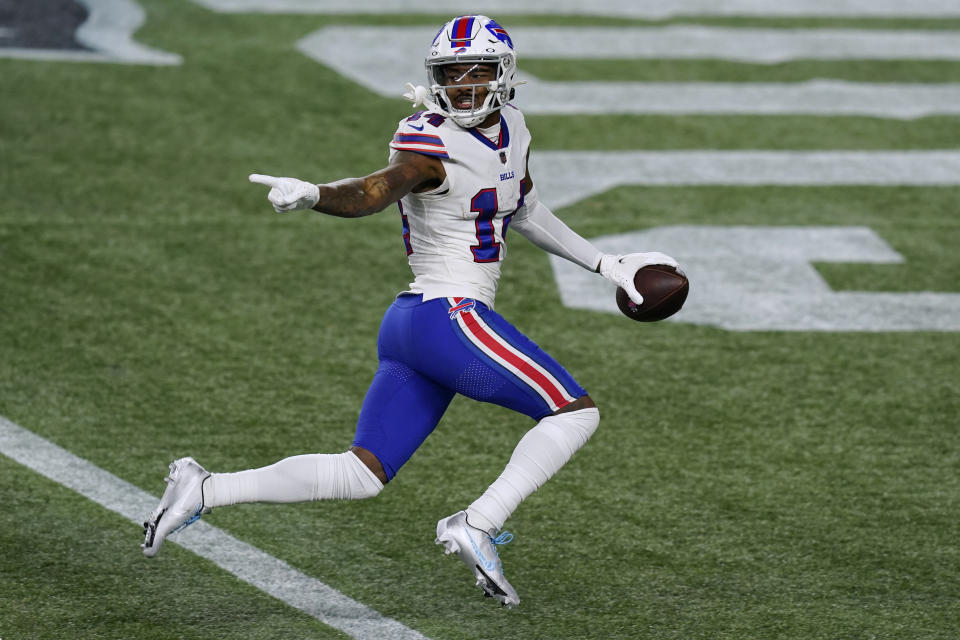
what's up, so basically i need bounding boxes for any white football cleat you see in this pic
[436,511,519,607]
[142,457,211,557]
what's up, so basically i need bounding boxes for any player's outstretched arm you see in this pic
[512,161,681,305]
[510,163,604,271]
[249,151,444,218]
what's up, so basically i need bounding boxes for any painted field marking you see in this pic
[0,415,430,640]
[509,26,960,63]
[188,0,960,18]
[0,0,181,65]
[529,150,960,209]
[298,26,960,119]
[550,226,960,331]
[517,79,960,119]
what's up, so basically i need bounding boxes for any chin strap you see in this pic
[402,83,444,115]
[403,79,528,127]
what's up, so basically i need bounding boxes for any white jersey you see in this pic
[388,105,532,309]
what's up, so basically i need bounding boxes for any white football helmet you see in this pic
[424,15,519,128]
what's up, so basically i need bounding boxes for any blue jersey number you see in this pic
[397,200,413,256]
[402,188,512,262]
[470,188,501,263]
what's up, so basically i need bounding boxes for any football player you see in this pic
[142,14,680,608]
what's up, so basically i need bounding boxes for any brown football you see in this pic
[615,265,689,322]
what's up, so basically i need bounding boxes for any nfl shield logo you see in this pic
[499,151,507,164]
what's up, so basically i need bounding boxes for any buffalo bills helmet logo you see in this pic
[485,20,514,49]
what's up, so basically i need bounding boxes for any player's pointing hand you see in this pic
[249,174,320,213]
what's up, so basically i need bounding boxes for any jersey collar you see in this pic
[468,115,510,152]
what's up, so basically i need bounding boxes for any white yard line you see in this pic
[0,415,430,640]
[513,26,960,63]
[515,79,960,119]
[529,150,960,209]
[304,24,960,66]
[0,48,117,63]
[187,0,960,18]
[299,26,960,119]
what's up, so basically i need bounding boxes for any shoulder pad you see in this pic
[390,112,451,159]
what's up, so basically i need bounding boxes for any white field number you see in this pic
[550,226,960,332]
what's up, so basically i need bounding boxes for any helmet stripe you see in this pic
[450,15,475,48]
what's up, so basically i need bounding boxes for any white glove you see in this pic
[599,252,682,305]
[248,174,320,213]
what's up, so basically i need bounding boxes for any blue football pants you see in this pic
[352,293,587,480]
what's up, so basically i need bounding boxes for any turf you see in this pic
[1,2,958,639]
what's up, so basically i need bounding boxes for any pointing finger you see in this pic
[249,173,281,187]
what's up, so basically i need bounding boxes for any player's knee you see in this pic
[579,404,600,440]
[553,394,597,416]
[343,449,385,499]
[349,446,389,489]
[549,396,600,442]
[353,477,383,500]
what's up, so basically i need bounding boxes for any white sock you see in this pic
[465,407,599,534]
[205,451,383,507]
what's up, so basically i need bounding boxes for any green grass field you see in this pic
[2,2,959,638]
